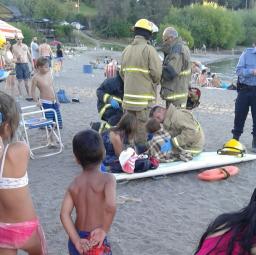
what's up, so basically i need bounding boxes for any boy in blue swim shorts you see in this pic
[60,129,116,255]
[31,57,63,129]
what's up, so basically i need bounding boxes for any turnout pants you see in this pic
[232,85,256,139]
[127,109,149,147]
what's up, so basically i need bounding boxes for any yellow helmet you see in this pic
[0,34,6,49]
[134,19,153,32]
[217,139,246,157]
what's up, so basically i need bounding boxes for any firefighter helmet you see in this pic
[217,139,246,157]
[134,19,153,32]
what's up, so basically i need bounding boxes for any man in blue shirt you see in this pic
[232,47,256,152]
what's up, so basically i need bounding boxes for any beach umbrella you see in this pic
[0,20,23,39]
[49,40,62,46]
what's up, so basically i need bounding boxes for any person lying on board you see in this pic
[146,118,174,162]
[149,104,205,157]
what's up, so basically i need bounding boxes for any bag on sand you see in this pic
[57,89,70,103]
[119,148,159,174]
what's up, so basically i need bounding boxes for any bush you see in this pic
[94,18,131,38]
[11,22,42,45]
[239,9,256,46]
[157,24,194,48]
[163,4,245,49]
[54,25,73,43]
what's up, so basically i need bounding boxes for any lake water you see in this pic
[208,58,239,82]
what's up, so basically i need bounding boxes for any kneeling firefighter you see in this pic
[95,71,124,132]
[120,18,162,153]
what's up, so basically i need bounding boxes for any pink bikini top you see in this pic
[0,144,28,189]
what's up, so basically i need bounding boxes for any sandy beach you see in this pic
[2,48,255,255]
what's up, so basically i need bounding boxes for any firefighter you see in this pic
[95,71,124,132]
[120,19,162,153]
[150,104,205,156]
[161,27,191,109]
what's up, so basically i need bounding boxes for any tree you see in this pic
[34,0,66,21]
[94,0,131,37]
[128,0,170,24]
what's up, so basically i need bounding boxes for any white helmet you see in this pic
[151,22,159,33]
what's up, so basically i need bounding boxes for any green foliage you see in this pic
[163,4,245,49]
[34,0,66,21]
[79,2,97,17]
[11,22,41,45]
[157,24,194,48]
[54,25,73,42]
[238,9,256,46]
[101,19,131,38]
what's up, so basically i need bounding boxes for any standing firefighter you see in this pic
[120,19,162,153]
[161,27,191,109]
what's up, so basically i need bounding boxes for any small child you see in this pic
[146,118,174,163]
[31,56,63,129]
[60,129,116,255]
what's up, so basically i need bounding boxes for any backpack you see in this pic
[57,89,70,103]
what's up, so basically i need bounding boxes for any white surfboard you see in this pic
[114,152,256,182]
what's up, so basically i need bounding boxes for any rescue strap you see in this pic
[179,69,191,76]
[122,66,150,74]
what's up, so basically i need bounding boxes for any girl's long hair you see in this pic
[111,113,137,140]
[194,188,256,255]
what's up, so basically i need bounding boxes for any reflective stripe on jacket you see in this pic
[96,74,124,122]
[163,104,205,154]
[120,36,162,111]
[161,37,191,104]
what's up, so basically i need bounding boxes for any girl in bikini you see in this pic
[0,91,47,255]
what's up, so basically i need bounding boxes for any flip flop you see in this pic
[197,165,239,182]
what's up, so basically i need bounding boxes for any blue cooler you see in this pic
[83,64,93,74]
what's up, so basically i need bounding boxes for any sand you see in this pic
[2,49,255,255]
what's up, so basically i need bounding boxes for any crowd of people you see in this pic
[0,36,64,99]
[1,16,256,255]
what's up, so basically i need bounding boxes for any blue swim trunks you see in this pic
[41,99,63,129]
[68,230,112,255]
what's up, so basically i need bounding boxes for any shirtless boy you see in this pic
[60,129,116,255]
[31,57,62,129]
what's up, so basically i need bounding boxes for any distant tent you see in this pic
[0,20,23,39]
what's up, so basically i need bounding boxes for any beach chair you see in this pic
[20,105,63,159]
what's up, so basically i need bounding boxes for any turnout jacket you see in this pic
[163,104,204,155]
[120,36,162,111]
[96,74,124,123]
[161,37,191,106]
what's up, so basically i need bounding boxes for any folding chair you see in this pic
[20,105,63,159]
